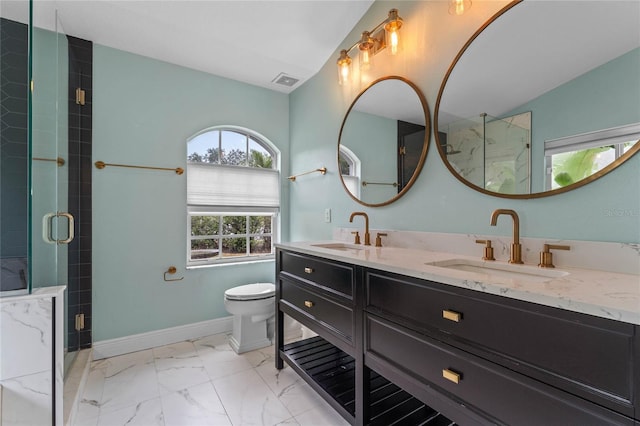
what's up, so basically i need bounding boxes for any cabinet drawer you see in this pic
[366,315,633,426]
[366,270,636,413]
[279,251,354,299]
[280,278,354,343]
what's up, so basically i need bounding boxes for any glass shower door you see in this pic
[30,6,73,362]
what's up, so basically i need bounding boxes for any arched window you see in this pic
[186,127,280,266]
[339,145,361,198]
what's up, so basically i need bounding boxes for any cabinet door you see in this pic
[280,277,354,345]
[366,314,634,426]
[279,250,354,299]
[365,269,637,416]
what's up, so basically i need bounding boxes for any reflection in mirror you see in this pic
[436,0,640,198]
[339,76,429,207]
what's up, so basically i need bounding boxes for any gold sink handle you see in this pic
[475,239,495,261]
[351,231,361,245]
[538,244,570,268]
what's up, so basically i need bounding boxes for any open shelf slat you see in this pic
[281,336,456,425]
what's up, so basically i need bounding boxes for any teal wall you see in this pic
[506,48,640,193]
[342,110,397,203]
[289,0,639,244]
[90,0,639,342]
[93,45,289,341]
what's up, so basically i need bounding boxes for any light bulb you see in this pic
[359,47,371,71]
[337,49,352,86]
[384,9,403,56]
[388,28,399,55]
[358,31,374,71]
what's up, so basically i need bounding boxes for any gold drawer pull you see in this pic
[442,309,462,322]
[304,267,314,274]
[304,300,314,308]
[442,369,461,384]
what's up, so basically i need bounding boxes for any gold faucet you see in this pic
[490,209,523,264]
[349,212,371,246]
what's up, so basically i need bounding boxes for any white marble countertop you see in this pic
[277,241,640,325]
[0,285,66,302]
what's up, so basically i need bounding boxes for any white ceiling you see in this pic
[2,0,374,94]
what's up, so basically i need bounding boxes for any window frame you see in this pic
[186,126,280,268]
[544,122,640,190]
[187,206,278,267]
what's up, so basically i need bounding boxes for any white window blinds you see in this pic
[544,122,640,155]
[187,163,280,207]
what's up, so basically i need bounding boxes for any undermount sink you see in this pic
[426,258,569,283]
[311,242,366,252]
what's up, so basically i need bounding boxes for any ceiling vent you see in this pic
[272,73,300,87]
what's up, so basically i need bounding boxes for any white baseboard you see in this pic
[92,316,233,360]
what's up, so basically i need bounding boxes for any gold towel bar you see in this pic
[95,161,184,175]
[288,167,327,181]
[33,157,65,167]
[362,181,398,187]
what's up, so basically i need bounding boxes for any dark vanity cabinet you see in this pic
[276,248,639,425]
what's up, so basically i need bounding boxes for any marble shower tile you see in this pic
[0,371,51,426]
[0,298,52,380]
[213,368,292,426]
[160,381,231,426]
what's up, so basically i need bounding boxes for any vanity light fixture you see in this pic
[336,8,403,85]
[449,0,472,16]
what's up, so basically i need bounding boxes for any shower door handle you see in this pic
[42,213,57,244]
[57,212,75,244]
[42,212,75,244]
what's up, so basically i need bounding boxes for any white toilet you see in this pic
[224,282,302,354]
[224,283,276,354]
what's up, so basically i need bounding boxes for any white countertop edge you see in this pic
[0,285,66,302]
[277,242,640,326]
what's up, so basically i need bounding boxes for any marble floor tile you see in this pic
[99,359,160,413]
[213,368,293,426]
[160,381,231,426]
[294,401,351,426]
[72,335,346,426]
[256,364,325,417]
[154,341,210,394]
[194,334,254,381]
[96,397,164,426]
[74,367,105,422]
[243,344,276,369]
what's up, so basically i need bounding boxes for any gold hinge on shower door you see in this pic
[75,313,85,331]
[399,146,406,155]
[75,87,86,105]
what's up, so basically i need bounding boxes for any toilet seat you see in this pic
[224,283,275,301]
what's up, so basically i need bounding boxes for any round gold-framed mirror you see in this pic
[338,76,430,207]
[435,0,640,199]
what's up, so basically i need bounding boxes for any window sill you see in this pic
[186,257,275,270]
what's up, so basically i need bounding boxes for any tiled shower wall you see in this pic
[0,18,29,291]
[66,36,93,350]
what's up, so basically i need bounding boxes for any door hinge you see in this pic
[75,313,85,331]
[75,87,86,105]
[399,146,406,155]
